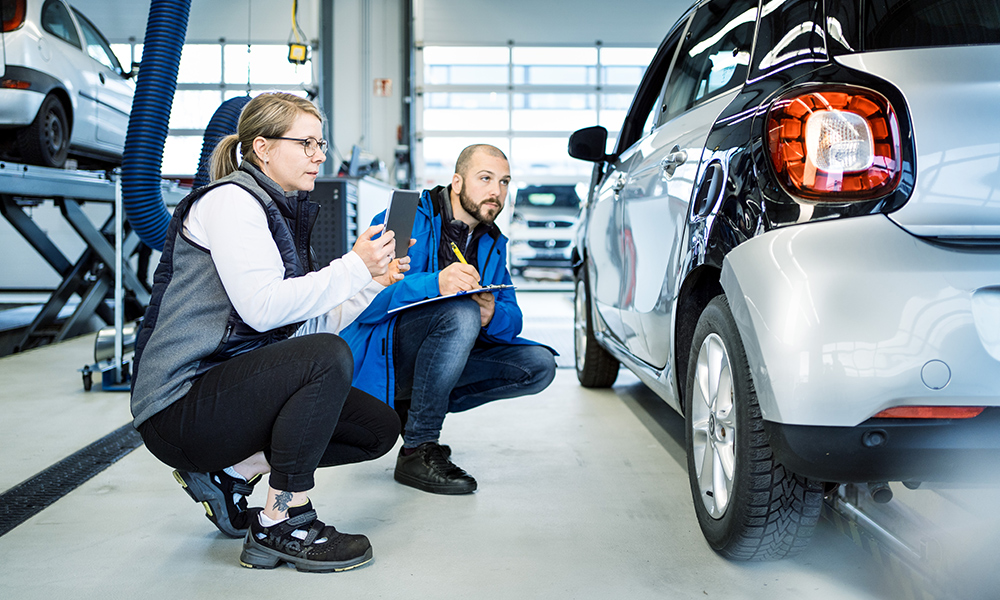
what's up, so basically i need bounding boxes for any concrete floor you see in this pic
[0,291,950,599]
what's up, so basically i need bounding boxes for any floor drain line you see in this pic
[0,423,143,537]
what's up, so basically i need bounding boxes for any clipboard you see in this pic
[383,189,421,258]
[387,284,516,315]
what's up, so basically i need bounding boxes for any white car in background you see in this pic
[507,184,583,279]
[0,0,134,168]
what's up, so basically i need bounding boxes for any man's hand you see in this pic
[471,291,495,327]
[439,262,480,296]
[352,224,395,278]
[373,238,416,287]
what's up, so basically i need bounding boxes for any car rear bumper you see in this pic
[764,408,1000,483]
[721,214,1000,428]
[0,88,43,126]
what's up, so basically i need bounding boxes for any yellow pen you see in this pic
[449,241,469,265]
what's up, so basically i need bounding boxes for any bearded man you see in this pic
[341,144,556,494]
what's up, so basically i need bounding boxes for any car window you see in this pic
[661,0,757,122]
[516,187,581,209]
[73,8,124,74]
[863,0,1000,49]
[613,17,689,155]
[41,0,81,48]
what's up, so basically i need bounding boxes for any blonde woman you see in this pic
[131,93,404,572]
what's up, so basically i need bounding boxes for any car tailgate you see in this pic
[837,46,1000,238]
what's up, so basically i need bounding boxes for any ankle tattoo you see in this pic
[272,491,293,512]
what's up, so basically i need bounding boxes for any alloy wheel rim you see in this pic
[574,279,587,371]
[691,332,737,518]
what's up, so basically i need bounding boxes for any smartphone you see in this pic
[382,190,420,258]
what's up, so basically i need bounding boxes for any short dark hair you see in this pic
[455,144,508,178]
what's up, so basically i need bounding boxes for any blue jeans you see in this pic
[392,296,556,446]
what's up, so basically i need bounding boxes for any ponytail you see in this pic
[209,134,241,182]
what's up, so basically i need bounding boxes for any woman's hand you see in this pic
[353,224,396,278]
[373,238,416,287]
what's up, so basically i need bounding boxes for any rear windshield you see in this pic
[865,0,1000,50]
[515,187,581,209]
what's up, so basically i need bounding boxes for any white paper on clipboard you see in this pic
[387,284,516,315]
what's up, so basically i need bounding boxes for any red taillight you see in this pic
[766,87,901,201]
[874,406,985,419]
[2,0,27,32]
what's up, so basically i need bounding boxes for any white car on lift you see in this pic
[0,0,134,168]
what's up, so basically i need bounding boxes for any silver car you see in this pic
[569,0,1000,560]
[508,184,582,278]
[0,0,134,168]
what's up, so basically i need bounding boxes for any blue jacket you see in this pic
[340,187,543,406]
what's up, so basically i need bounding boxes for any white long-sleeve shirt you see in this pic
[182,184,382,335]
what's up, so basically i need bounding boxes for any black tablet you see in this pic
[383,190,420,258]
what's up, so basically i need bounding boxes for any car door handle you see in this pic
[612,172,627,194]
[99,73,106,84]
[661,146,687,178]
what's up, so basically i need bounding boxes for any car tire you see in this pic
[19,95,70,168]
[574,266,619,388]
[685,294,823,560]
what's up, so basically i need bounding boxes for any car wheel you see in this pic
[574,266,619,388]
[19,95,70,168]
[685,294,823,560]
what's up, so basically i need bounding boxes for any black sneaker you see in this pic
[394,442,477,495]
[239,502,373,572]
[173,470,262,538]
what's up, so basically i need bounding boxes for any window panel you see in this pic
[512,93,596,131]
[511,137,594,179]
[418,45,654,185]
[513,65,596,85]
[600,47,656,66]
[424,46,509,65]
[178,44,222,84]
[512,47,597,65]
[598,93,633,130]
[224,44,312,86]
[110,43,137,72]
[602,66,647,86]
[169,90,226,129]
[162,136,204,177]
[424,92,508,131]
[426,65,509,85]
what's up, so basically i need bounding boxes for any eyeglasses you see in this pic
[267,136,329,157]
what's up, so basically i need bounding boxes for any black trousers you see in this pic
[139,334,400,492]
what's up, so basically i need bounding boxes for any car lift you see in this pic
[0,161,186,389]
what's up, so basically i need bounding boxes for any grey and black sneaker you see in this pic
[173,470,262,538]
[239,502,373,572]
[394,441,477,495]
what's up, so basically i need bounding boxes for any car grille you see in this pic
[527,240,572,249]
[527,220,574,228]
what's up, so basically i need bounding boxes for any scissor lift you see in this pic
[0,161,186,387]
